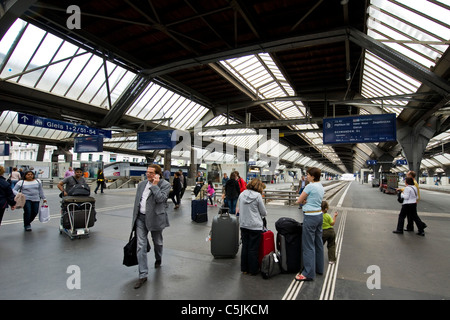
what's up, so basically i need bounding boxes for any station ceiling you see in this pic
[0,0,449,174]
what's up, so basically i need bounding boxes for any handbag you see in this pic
[123,226,151,267]
[14,182,26,209]
[39,203,50,223]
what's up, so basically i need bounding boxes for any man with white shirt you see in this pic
[131,164,171,289]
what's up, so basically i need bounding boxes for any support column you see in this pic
[164,149,171,173]
[397,118,436,176]
[51,146,72,164]
[36,144,45,161]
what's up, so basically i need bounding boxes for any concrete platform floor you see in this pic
[0,181,449,302]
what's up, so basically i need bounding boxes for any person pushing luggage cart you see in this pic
[57,168,96,239]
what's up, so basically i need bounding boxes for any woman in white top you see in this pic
[13,170,47,231]
[393,177,427,236]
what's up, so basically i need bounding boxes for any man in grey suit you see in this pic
[131,164,171,289]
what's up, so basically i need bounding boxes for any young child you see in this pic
[207,181,217,206]
[321,201,338,264]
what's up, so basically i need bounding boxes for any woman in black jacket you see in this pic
[0,166,16,226]
[223,172,240,214]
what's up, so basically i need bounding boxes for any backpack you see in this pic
[261,251,281,279]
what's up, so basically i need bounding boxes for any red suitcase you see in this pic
[259,230,275,265]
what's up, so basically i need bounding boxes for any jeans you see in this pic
[23,200,40,228]
[302,214,324,279]
[240,228,262,274]
[224,198,238,214]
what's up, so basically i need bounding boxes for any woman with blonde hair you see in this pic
[238,178,267,275]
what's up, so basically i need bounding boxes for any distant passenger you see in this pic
[393,177,427,236]
[223,172,240,214]
[234,171,247,193]
[297,176,309,209]
[64,167,75,178]
[207,181,216,206]
[295,167,324,281]
[10,167,21,189]
[94,169,105,194]
[0,166,16,227]
[178,170,186,199]
[170,171,182,209]
[163,169,171,182]
[238,178,267,275]
[321,201,337,264]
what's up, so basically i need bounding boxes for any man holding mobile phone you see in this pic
[131,164,171,289]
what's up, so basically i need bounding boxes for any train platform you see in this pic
[0,180,449,304]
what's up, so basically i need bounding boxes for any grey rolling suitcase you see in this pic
[210,207,239,258]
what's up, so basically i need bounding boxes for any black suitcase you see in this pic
[191,199,208,223]
[210,208,239,258]
[275,217,302,273]
[61,196,96,229]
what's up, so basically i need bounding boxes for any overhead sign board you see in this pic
[323,113,396,145]
[137,130,176,150]
[18,113,112,138]
[74,136,104,153]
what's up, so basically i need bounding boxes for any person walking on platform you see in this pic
[13,170,47,231]
[321,201,337,264]
[94,169,105,194]
[238,178,267,275]
[10,167,21,189]
[223,172,240,214]
[397,170,426,232]
[0,166,16,227]
[131,164,171,289]
[393,177,427,236]
[235,171,247,193]
[170,171,182,209]
[207,181,216,206]
[295,167,324,281]
[178,170,186,199]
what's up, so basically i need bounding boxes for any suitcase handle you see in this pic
[218,207,230,217]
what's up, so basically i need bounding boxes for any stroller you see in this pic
[59,196,96,240]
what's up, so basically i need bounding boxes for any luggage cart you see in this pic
[59,197,96,240]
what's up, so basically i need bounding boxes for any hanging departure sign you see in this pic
[17,113,112,138]
[323,113,396,145]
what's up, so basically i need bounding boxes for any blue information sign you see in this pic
[17,113,112,138]
[323,113,396,144]
[137,130,176,150]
